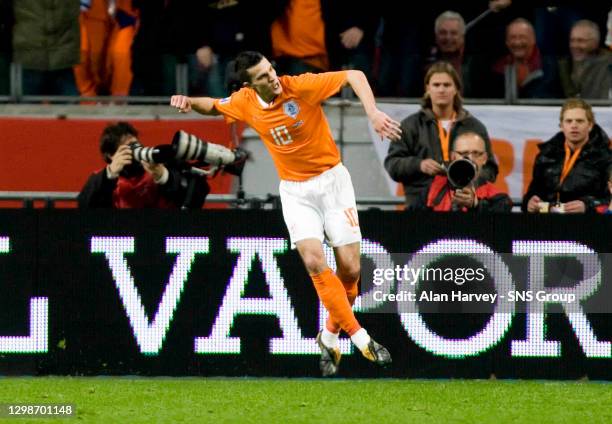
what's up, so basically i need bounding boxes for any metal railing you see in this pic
[2,62,611,106]
[0,191,526,211]
[0,191,406,209]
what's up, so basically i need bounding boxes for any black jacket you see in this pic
[384,107,498,208]
[522,124,611,213]
[78,166,209,209]
[321,0,380,72]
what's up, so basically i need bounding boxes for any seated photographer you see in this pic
[78,122,209,208]
[523,99,611,214]
[425,132,512,213]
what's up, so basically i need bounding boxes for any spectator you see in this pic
[377,1,514,98]
[425,10,504,99]
[195,0,282,97]
[322,0,379,82]
[426,132,512,212]
[270,0,329,75]
[376,1,430,97]
[74,0,138,97]
[0,0,11,95]
[130,0,208,96]
[492,18,560,98]
[12,0,80,95]
[558,20,612,99]
[270,0,379,80]
[426,11,466,77]
[523,98,611,214]
[384,61,498,209]
[532,1,610,60]
[78,122,209,208]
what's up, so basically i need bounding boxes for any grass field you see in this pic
[0,377,610,423]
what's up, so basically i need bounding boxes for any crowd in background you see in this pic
[0,0,611,99]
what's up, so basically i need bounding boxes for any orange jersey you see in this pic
[213,71,347,181]
[271,0,328,71]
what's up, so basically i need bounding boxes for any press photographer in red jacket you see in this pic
[426,132,512,213]
[78,122,209,208]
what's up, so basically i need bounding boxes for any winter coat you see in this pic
[522,124,611,212]
[12,0,80,70]
[384,107,498,208]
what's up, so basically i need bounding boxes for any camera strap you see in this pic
[432,182,451,208]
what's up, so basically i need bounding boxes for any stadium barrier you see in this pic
[0,209,610,379]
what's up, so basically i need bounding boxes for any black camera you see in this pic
[446,158,477,189]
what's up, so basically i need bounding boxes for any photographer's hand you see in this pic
[142,162,169,184]
[453,187,476,208]
[107,145,133,178]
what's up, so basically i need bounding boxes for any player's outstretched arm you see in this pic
[345,70,401,141]
[170,95,220,116]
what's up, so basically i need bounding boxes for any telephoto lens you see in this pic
[129,141,174,163]
[172,130,236,165]
[171,130,249,176]
[446,158,477,189]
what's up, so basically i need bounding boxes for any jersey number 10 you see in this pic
[270,125,294,146]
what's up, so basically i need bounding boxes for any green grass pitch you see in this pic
[0,377,610,423]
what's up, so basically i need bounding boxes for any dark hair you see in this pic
[233,51,265,85]
[99,122,138,163]
[422,61,463,111]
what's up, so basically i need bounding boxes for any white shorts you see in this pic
[279,163,362,249]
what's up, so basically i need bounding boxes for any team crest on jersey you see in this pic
[283,100,300,119]
[219,97,231,104]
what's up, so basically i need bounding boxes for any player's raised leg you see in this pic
[332,242,391,367]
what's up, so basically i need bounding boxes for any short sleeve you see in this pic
[213,89,248,123]
[291,71,348,105]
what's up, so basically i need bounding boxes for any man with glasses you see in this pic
[385,62,498,210]
[426,132,511,212]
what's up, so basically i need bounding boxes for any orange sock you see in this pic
[311,268,361,336]
[326,277,359,334]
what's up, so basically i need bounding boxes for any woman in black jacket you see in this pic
[523,98,611,213]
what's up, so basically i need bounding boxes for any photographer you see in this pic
[426,132,512,212]
[523,98,611,214]
[78,122,209,208]
[384,62,498,210]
